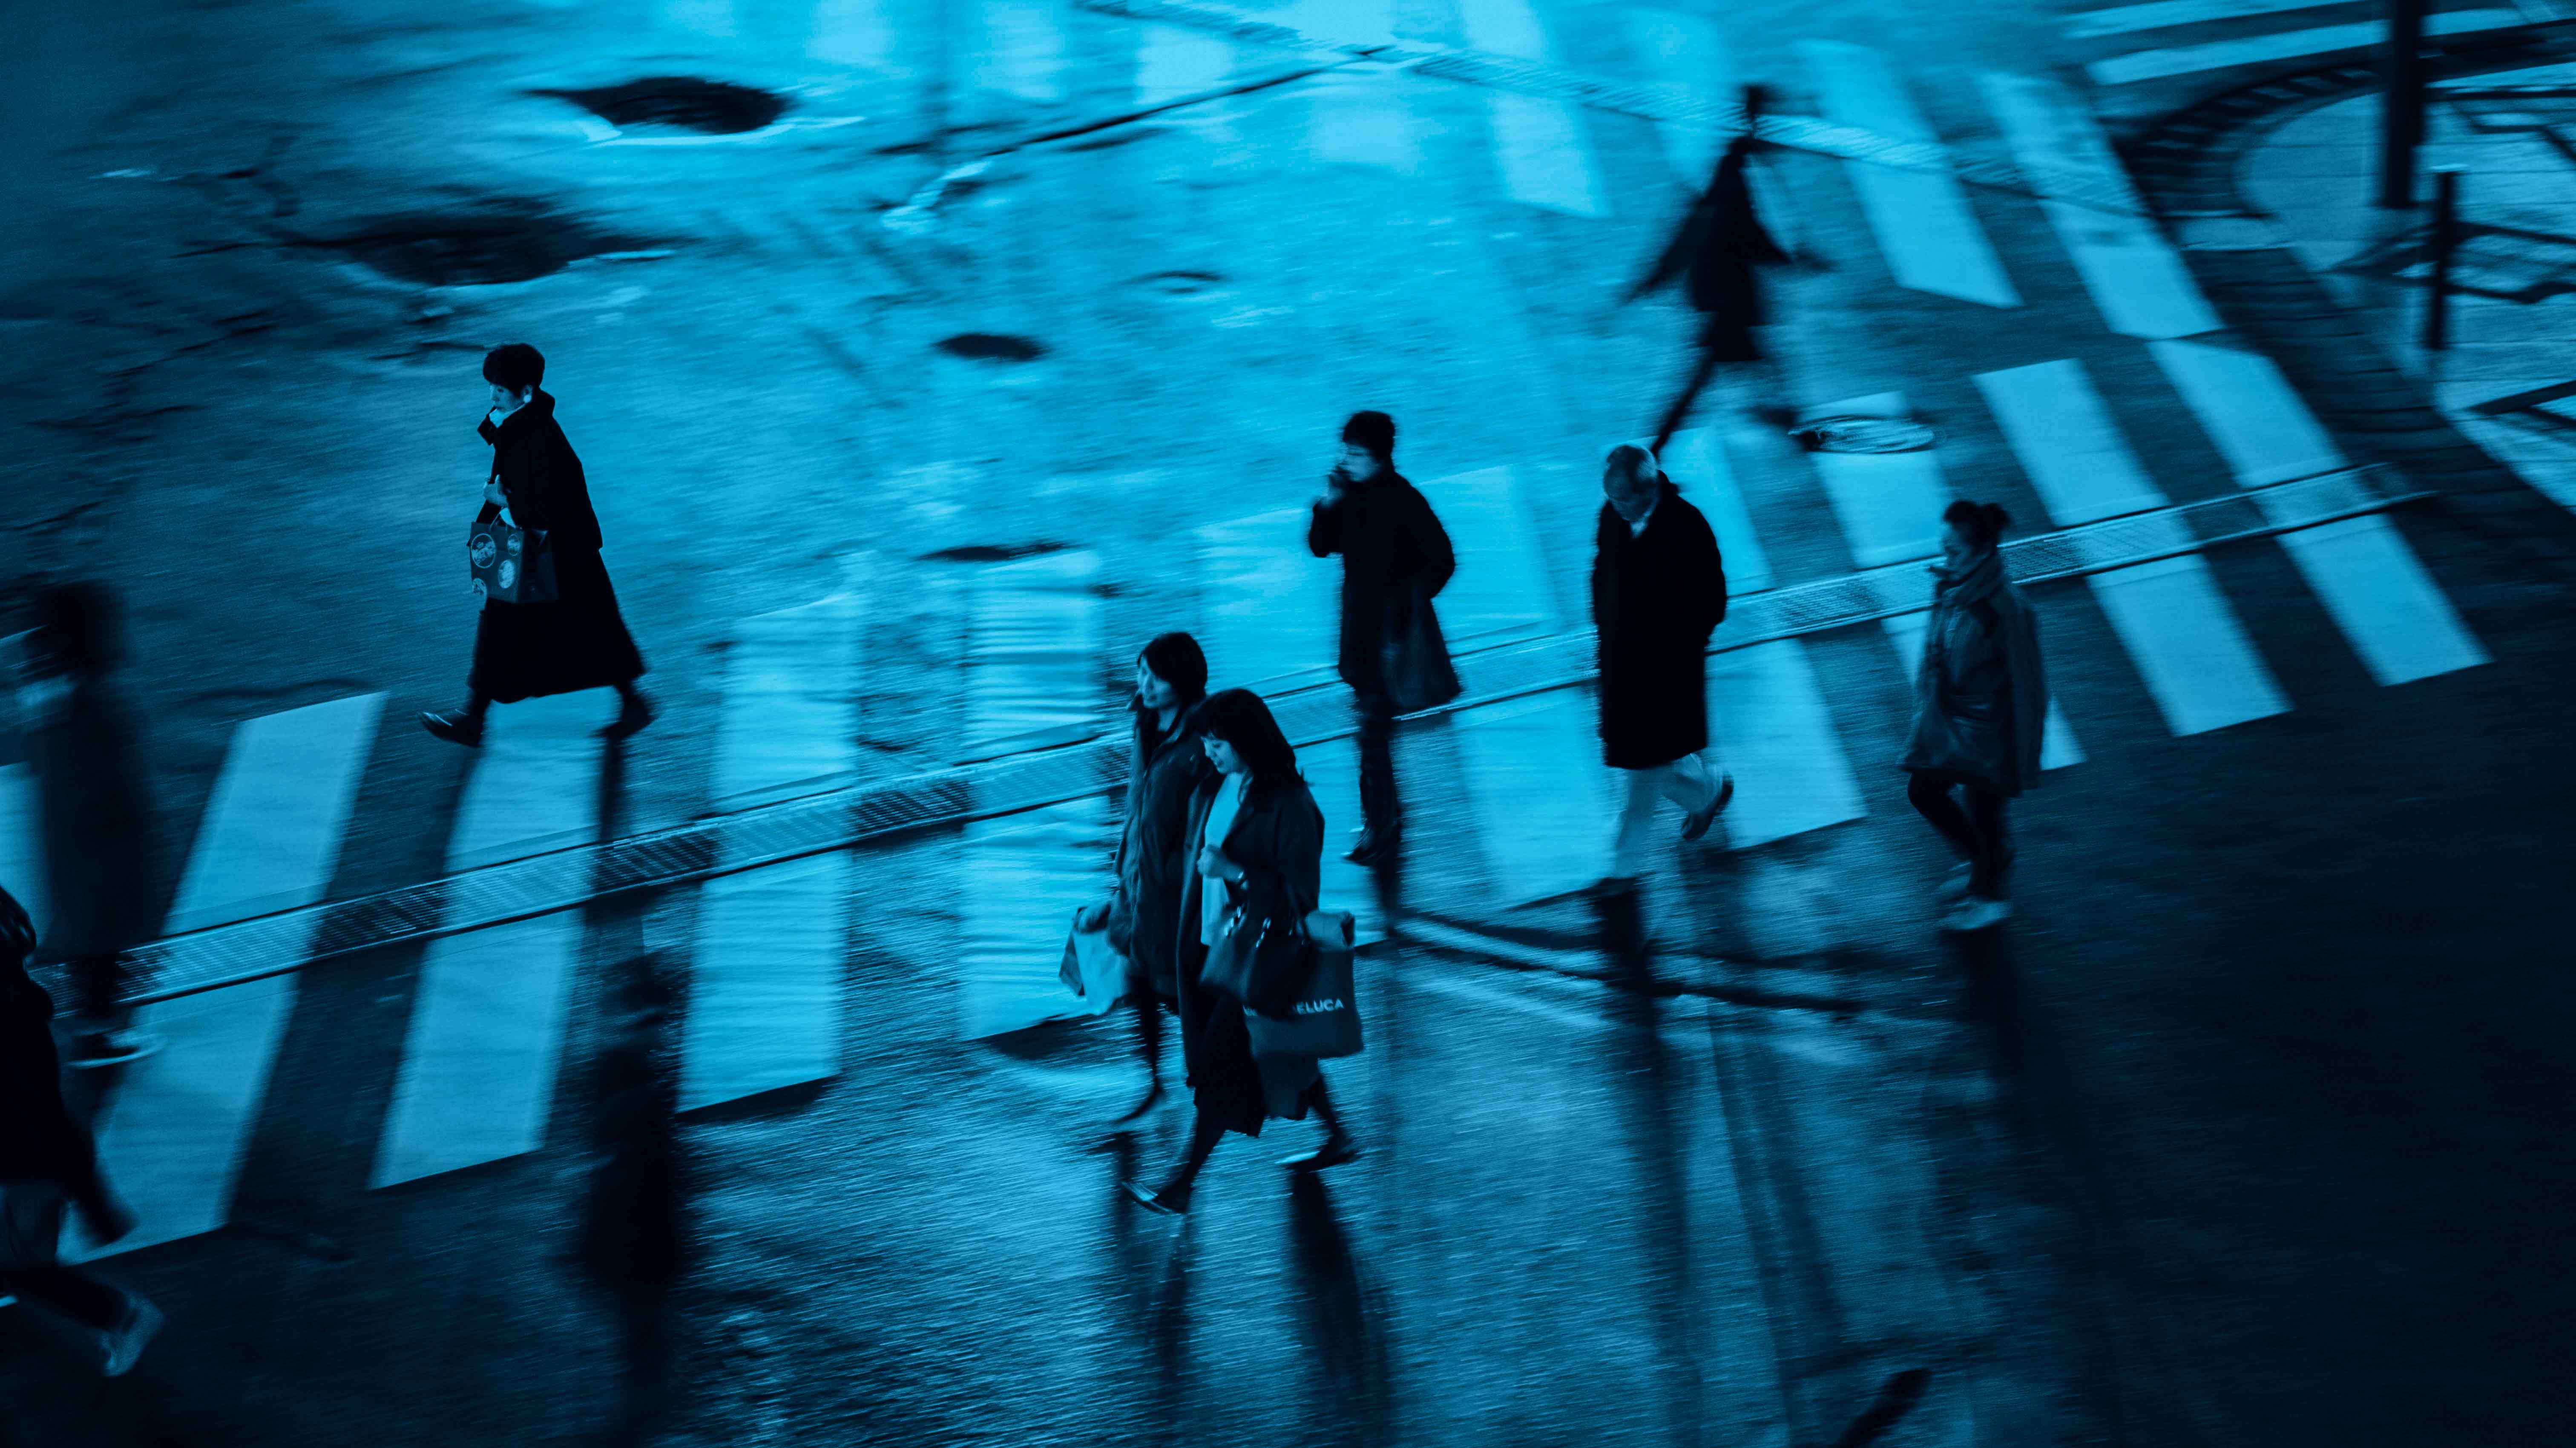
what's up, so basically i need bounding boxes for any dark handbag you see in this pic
[1199,897,1317,1016]
[1247,913,1361,1060]
[1379,583,1462,715]
[468,509,559,604]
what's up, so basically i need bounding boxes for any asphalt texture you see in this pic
[5,0,2576,1444]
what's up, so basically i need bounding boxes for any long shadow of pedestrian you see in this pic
[1107,1140,1194,1448]
[574,955,690,1447]
[1599,934,1710,1441]
[1285,1175,1395,1447]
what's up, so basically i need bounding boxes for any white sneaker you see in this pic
[1940,896,2012,932]
[1935,864,1973,902]
[100,1293,164,1377]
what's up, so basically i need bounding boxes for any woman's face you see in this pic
[1337,443,1383,481]
[1203,735,1245,776]
[1136,658,1176,711]
[1939,521,1974,572]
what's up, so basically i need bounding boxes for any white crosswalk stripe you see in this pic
[0,763,48,937]
[1801,42,2018,308]
[974,0,1070,102]
[1706,640,1867,848]
[1458,0,1608,216]
[1646,429,1775,595]
[1803,391,1955,568]
[1414,467,1558,646]
[1627,8,1734,187]
[1196,508,1341,690]
[2086,6,2527,84]
[1454,691,1614,905]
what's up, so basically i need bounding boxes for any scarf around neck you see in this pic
[1933,548,2005,609]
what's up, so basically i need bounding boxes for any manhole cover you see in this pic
[936,333,1046,362]
[1792,416,1939,454]
[311,208,645,287]
[541,78,789,135]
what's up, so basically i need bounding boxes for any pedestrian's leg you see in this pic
[1964,784,2009,898]
[463,689,492,723]
[1906,772,1979,862]
[604,680,656,738]
[1135,1111,1226,1212]
[1115,996,1167,1124]
[0,1184,127,1333]
[1282,1073,1360,1170]
[1651,340,1729,454]
[1609,767,1660,882]
[69,952,124,1028]
[1354,695,1400,853]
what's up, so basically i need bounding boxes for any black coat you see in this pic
[0,887,105,1197]
[468,392,646,703]
[1637,135,1789,359]
[1592,484,1728,770]
[1107,700,1216,1001]
[1171,774,1326,1138]
[1308,471,1455,698]
[24,675,162,958]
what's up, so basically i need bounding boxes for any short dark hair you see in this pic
[1943,499,2012,550]
[483,343,545,394]
[1340,410,1396,463]
[1199,688,1302,799]
[29,580,122,676]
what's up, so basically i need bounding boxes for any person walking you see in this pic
[1307,411,1456,865]
[0,884,164,1376]
[1903,501,2047,932]
[18,581,164,1069]
[1627,84,1811,452]
[1127,689,1358,1215]
[424,343,654,747]
[1593,446,1734,893]
[1080,633,1216,1125]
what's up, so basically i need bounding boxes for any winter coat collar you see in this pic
[496,389,558,439]
[1933,547,2005,609]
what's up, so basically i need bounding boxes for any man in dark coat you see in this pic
[424,343,653,747]
[1593,445,1734,890]
[1627,84,1808,452]
[20,581,164,1068]
[1307,411,1455,864]
[0,884,164,1376]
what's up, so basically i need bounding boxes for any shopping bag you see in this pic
[468,512,559,604]
[1059,908,1127,1016]
[1379,585,1461,715]
[1248,910,1361,1060]
[1201,901,1317,1016]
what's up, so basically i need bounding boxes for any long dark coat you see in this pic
[469,391,646,704]
[1308,471,1455,698]
[1900,553,2048,796]
[1171,773,1326,1138]
[1593,483,1728,770]
[1106,700,1215,1002]
[0,887,106,1197]
[24,676,161,959]
[1637,135,1789,362]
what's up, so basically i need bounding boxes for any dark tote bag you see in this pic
[468,511,559,604]
[1248,911,1361,1060]
[1379,584,1461,716]
[1200,899,1315,1017]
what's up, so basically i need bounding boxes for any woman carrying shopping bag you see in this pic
[1902,501,2048,932]
[1127,689,1358,1215]
[1075,633,1216,1125]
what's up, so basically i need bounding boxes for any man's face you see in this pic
[489,383,532,417]
[1338,443,1383,481]
[1604,463,1656,523]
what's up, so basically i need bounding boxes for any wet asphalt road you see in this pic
[7,0,2576,1443]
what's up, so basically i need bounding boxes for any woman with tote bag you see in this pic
[1127,690,1359,1215]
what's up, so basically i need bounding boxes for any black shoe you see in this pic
[1348,821,1403,865]
[1280,1136,1361,1172]
[1680,771,1735,842]
[66,1030,163,1070]
[422,710,484,747]
[601,695,656,739]
[1112,1082,1165,1127]
[1124,1180,1191,1215]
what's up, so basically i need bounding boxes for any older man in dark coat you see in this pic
[424,343,653,747]
[1593,445,1734,889]
[1308,411,1455,864]
[0,885,163,1375]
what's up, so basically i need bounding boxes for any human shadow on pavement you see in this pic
[1598,937,1712,1441]
[572,954,690,1448]
[1106,1139,1194,1445]
[1284,1175,1395,1447]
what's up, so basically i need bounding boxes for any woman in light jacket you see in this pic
[1901,500,2047,932]
[1081,633,1214,1124]
[1128,689,1358,1215]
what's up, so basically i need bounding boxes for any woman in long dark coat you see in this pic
[1128,689,1357,1215]
[1593,448,1733,887]
[1081,633,1215,1124]
[1902,500,2047,933]
[424,343,652,747]
[20,582,164,1068]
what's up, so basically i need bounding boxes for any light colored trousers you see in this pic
[1611,751,1719,879]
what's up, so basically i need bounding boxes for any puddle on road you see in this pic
[934,333,1046,362]
[538,77,790,135]
[309,206,654,287]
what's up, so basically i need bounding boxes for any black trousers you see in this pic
[0,1182,126,1331]
[67,953,130,1024]
[1355,692,1399,834]
[1906,770,2010,897]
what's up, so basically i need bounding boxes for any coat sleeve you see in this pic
[1410,488,1457,599]
[1633,188,1711,299]
[1687,507,1729,641]
[1308,498,1342,559]
[2007,594,2049,790]
[1719,149,1791,266]
[477,416,501,445]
